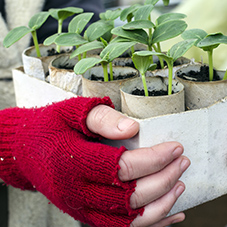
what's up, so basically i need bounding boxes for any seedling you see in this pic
[182,29,227,81]
[114,7,187,68]
[132,39,196,96]
[49,12,96,60]
[74,41,136,82]
[47,7,83,53]
[54,8,121,60]
[3,11,50,57]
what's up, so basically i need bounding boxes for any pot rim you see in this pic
[120,76,185,98]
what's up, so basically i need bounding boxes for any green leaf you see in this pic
[197,32,227,51]
[132,52,154,74]
[156,13,186,25]
[133,50,172,63]
[134,4,154,20]
[49,7,83,21]
[111,26,149,45]
[68,12,94,34]
[99,8,122,21]
[100,41,137,62]
[181,28,207,46]
[152,20,187,43]
[85,20,113,42]
[43,33,59,45]
[28,11,50,30]
[168,39,196,62]
[55,33,88,46]
[120,4,141,21]
[3,26,32,47]
[70,41,104,58]
[74,57,102,74]
[123,20,155,30]
[145,0,159,5]
[148,63,157,71]
[110,36,132,43]
[99,29,113,43]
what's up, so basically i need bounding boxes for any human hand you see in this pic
[0,97,190,227]
[87,104,190,227]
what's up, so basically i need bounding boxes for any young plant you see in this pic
[132,39,196,96]
[74,41,136,82]
[46,7,84,53]
[113,5,187,68]
[54,8,122,60]
[49,12,96,60]
[3,11,50,57]
[181,29,227,81]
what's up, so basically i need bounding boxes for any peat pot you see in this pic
[82,66,138,111]
[49,55,82,95]
[22,44,72,80]
[175,63,227,110]
[120,76,185,119]
[152,56,192,78]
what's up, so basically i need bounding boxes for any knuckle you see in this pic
[93,105,111,123]
[163,174,174,192]
[148,146,168,170]
[130,190,144,209]
[90,105,112,129]
[118,153,135,181]
[160,203,171,218]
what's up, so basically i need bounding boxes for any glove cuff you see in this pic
[52,96,114,138]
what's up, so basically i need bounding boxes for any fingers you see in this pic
[130,156,190,209]
[86,104,139,140]
[131,181,186,227]
[118,141,184,181]
[148,212,186,227]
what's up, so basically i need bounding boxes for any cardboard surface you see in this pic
[13,67,227,215]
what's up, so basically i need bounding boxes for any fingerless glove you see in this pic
[0,97,143,227]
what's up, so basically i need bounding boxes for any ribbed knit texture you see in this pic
[0,96,143,227]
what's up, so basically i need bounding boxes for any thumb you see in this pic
[86,105,139,140]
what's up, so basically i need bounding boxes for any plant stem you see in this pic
[148,15,153,64]
[31,30,41,57]
[102,63,109,82]
[56,19,63,53]
[109,62,113,81]
[208,50,214,81]
[148,15,152,40]
[141,72,148,96]
[147,45,154,63]
[223,69,227,80]
[83,52,87,59]
[131,46,135,55]
[75,45,82,61]
[167,61,173,95]
[157,42,164,69]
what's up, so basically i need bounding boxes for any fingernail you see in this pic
[172,218,183,224]
[173,146,183,158]
[175,185,185,197]
[181,159,190,172]
[118,118,136,131]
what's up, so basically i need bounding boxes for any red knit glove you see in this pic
[0,97,143,227]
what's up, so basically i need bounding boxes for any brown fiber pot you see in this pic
[120,76,185,119]
[22,44,72,80]
[82,66,139,111]
[49,54,82,95]
[175,63,227,110]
